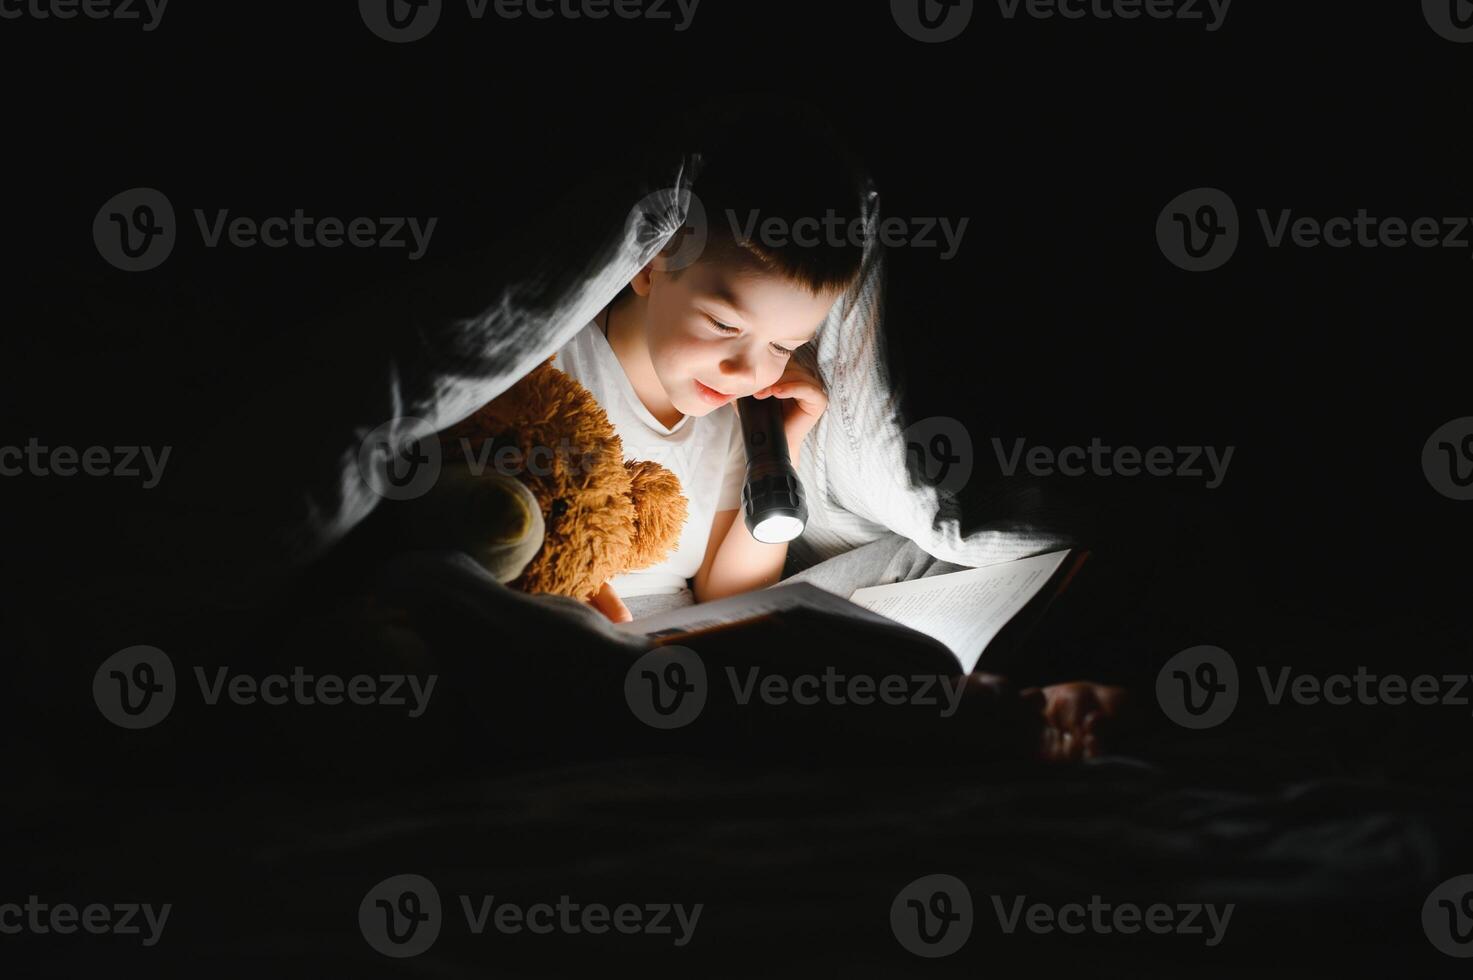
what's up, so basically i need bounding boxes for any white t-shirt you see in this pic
[552,319,746,596]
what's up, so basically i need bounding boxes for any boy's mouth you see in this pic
[693,379,735,406]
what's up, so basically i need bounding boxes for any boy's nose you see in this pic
[716,356,757,392]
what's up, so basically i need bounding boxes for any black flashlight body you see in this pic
[735,394,808,544]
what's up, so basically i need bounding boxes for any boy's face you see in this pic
[634,256,842,418]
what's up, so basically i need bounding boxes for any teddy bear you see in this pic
[386,353,689,603]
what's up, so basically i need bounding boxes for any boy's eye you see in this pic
[709,318,794,357]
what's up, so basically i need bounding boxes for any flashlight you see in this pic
[736,394,808,544]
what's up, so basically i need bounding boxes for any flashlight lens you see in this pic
[752,514,805,544]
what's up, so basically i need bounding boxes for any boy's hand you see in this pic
[754,361,827,462]
[1022,681,1133,762]
[587,580,633,623]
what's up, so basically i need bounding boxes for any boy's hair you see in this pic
[660,96,872,298]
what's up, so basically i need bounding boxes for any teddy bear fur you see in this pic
[435,353,689,602]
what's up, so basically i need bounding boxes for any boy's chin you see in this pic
[675,389,728,416]
[678,398,718,417]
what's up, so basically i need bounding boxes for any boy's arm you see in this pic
[691,505,789,604]
[693,362,824,604]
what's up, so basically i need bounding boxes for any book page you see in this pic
[613,581,901,639]
[846,550,1071,672]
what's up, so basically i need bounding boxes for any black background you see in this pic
[8,1,1470,632]
[5,1,1473,974]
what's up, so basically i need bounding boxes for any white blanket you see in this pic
[283,151,1072,583]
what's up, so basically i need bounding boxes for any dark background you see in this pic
[8,1,1469,638]
[4,1,1472,974]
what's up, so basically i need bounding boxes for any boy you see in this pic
[553,105,863,623]
[552,103,1133,759]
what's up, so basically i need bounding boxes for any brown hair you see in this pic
[662,96,871,297]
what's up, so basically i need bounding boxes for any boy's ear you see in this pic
[629,261,656,295]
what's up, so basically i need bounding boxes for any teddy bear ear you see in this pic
[622,460,688,571]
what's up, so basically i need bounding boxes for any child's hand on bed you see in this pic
[1023,681,1133,762]
[587,580,633,623]
[753,360,826,462]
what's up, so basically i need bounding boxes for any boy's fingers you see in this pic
[590,581,633,623]
[1047,688,1085,734]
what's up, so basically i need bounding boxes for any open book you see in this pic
[615,549,1081,674]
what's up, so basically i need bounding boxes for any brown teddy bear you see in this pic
[389,354,688,603]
